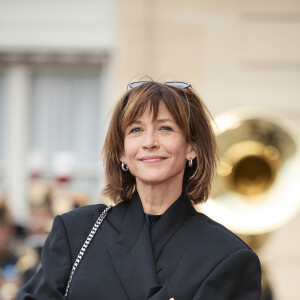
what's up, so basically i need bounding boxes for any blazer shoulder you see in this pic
[61,203,107,224]
[192,212,252,252]
[60,199,129,233]
[56,204,109,257]
[60,204,107,240]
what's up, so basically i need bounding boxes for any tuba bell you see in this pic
[199,108,300,236]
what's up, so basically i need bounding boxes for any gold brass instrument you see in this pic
[200,108,300,235]
[198,108,300,299]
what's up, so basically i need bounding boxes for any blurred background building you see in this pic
[0,0,299,299]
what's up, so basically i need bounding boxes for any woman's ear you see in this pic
[119,154,125,163]
[186,142,197,160]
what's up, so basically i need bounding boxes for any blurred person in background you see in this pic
[18,80,261,299]
[25,173,89,261]
[0,196,19,300]
[0,196,38,300]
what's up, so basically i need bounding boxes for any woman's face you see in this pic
[120,102,196,187]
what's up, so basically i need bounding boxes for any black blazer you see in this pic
[18,193,261,300]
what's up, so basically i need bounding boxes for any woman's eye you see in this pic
[160,126,173,131]
[129,127,142,134]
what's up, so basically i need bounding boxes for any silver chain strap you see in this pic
[64,205,112,298]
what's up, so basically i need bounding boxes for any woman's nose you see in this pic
[142,130,159,149]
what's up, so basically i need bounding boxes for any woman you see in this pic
[18,81,261,299]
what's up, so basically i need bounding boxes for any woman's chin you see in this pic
[135,173,181,187]
[136,175,167,186]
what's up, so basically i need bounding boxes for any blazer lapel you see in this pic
[150,193,197,262]
[105,194,158,300]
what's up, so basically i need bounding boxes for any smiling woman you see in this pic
[18,80,262,300]
[103,81,216,206]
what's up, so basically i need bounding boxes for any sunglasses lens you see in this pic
[128,81,149,88]
[164,82,191,89]
[128,81,191,89]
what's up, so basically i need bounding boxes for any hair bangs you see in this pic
[121,83,191,141]
[152,85,192,142]
[121,84,164,131]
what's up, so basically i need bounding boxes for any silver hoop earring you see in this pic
[121,162,129,172]
[188,158,193,168]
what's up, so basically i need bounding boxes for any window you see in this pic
[30,68,104,203]
[0,72,4,165]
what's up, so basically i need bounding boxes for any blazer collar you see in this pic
[117,193,148,248]
[115,192,196,253]
[150,192,197,261]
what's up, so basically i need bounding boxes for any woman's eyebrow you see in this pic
[155,118,174,124]
[131,118,174,124]
[131,120,142,125]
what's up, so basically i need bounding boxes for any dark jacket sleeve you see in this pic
[17,215,72,300]
[192,249,261,300]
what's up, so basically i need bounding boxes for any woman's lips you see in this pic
[140,156,166,163]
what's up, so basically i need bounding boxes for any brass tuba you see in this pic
[198,108,300,298]
[199,108,300,236]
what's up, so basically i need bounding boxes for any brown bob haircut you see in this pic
[102,81,216,204]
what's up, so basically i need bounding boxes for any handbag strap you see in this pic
[64,205,112,298]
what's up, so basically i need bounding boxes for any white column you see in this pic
[5,65,30,223]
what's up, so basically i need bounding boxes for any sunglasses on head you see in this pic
[128,81,191,89]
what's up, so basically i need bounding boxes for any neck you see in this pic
[136,178,183,215]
